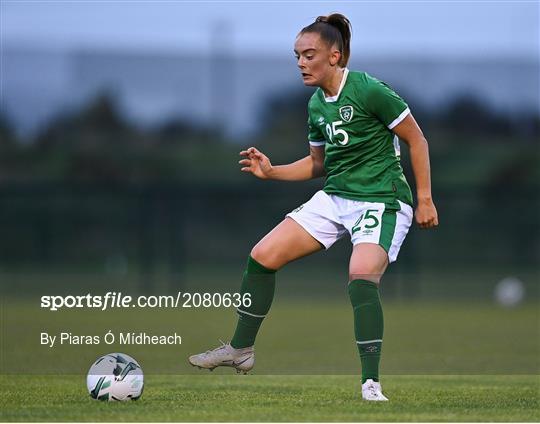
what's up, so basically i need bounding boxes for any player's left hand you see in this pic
[415,198,438,229]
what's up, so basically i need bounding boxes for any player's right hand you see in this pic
[239,147,273,179]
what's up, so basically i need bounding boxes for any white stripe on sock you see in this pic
[237,308,266,318]
[356,339,383,345]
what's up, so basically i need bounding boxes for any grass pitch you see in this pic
[2,299,538,375]
[1,274,539,421]
[1,374,539,422]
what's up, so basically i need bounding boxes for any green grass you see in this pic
[1,291,539,421]
[1,375,538,422]
[1,299,538,375]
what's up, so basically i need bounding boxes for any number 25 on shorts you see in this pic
[352,209,380,235]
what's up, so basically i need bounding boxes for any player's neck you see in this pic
[321,68,346,98]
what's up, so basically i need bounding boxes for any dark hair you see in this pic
[299,13,352,67]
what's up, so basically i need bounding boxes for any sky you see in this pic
[1,1,539,58]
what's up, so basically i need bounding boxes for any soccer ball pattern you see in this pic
[86,353,144,401]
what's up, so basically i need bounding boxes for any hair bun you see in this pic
[300,13,352,67]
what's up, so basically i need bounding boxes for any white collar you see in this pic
[323,68,349,103]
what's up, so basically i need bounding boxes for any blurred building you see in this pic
[2,46,539,138]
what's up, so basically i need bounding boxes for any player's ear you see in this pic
[329,48,341,67]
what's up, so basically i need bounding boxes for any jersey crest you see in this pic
[339,105,354,122]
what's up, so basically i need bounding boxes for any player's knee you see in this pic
[250,244,283,271]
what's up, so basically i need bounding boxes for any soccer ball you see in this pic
[86,353,144,401]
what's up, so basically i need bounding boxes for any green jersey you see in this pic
[307,69,413,206]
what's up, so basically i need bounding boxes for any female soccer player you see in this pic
[189,13,438,401]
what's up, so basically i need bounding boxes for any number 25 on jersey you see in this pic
[325,121,349,146]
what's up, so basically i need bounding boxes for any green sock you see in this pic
[230,256,276,349]
[348,279,384,383]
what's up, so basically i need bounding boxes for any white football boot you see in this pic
[361,379,389,401]
[188,341,254,374]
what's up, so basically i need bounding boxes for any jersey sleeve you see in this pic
[307,106,326,147]
[366,79,410,130]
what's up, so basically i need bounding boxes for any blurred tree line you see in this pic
[0,90,538,185]
[0,90,538,285]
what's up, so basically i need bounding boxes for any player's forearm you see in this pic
[268,155,325,181]
[408,137,433,202]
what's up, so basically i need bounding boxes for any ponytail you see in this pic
[300,13,352,67]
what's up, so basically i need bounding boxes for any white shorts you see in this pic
[286,190,413,263]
